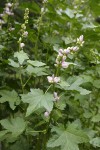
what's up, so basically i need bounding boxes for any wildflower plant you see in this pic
[0,1,100,150]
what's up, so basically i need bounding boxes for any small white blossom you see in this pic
[0,14,4,17]
[23,31,28,37]
[43,0,48,3]
[0,19,5,24]
[47,75,60,83]
[64,48,70,54]
[47,76,54,83]
[20,43,25,48]
[72,46,79,52]
[6,3,13,7]
[53,92,59,101]
[54,77,60,83]
[77,35,84,46]
[59,48,63,54]
[61,61,69,68]
[41,7,45,13]
[44,111,49,117]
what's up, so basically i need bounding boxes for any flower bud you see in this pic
[77,35,84,46]
[53,92,59,101]
[44,111,49,117]
[20,43,25,48]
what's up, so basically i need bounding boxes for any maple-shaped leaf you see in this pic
[0,90,20,110]
[21,89,54,116]
[0,117,26,142]
[14,50,29,65]
[47,124,89,150]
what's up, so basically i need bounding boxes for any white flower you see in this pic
[77,35,84,46]
[47,76,54,83]
[72,46,79,52]
[47,75,60,83]
[79,35,84,42]
[54,77,60,83]
[20,43,25,48]
[41,7,45,13]
[6,3,13,7]
[9,27,15,31]
[0,19,5,24]
[23,31,28,37]
[64,48,70,54]
[58,52,63,57]
[53,92,59,101]
[43,0,48,3]
[61,61,69,68]
[44,111,49,117]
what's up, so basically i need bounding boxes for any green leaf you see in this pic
[9,137,30,150]
[65,8,74,18]
[14,50,29,65]
[27,60,46,67]
[91,114,100,122]
[68,78,91,95]
[8,59,19,68]
[21,89,54,116]
[0,90,20,110]
[47,124,89,150]
[90,137,100,148]
[0,130,8,139]
[26,65,48,76]
[0,45,5,50]
[93,80,100,88]
[57,79,70,90]
[0,117,26,141]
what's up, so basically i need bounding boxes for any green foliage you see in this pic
[0,117,26,142]
[0,0,100,149]
[21,89,54,116]
[0,90,20,110]
[47,124,89,150]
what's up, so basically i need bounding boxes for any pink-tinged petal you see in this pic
[79,35,84,42]
[72,46,79,52]
[47,76,53,83]
[64,48,70,54]
[54,77,60,83]
[59,48,63,54]
[61,61,69,68]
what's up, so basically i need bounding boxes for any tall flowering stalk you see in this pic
[17,8,29,93]
[45,35,84,117]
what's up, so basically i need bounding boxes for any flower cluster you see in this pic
[18,8,29,49]
[47,74,60,83]
[4,3,14,16]
[55,35,84,68]
[45,35,84,118]
[0,3,14,29]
